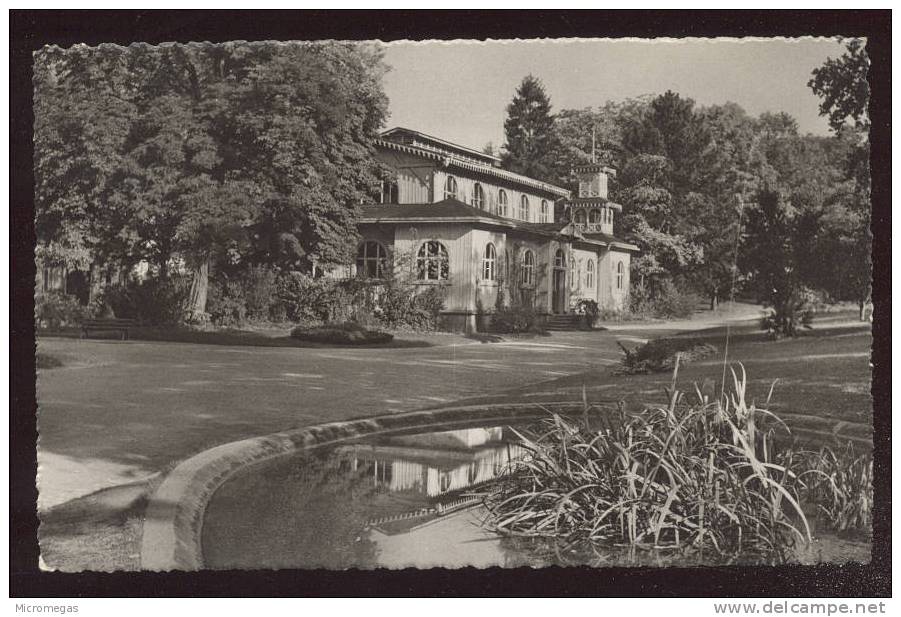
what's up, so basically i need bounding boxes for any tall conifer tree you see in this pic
[501,75,560,183]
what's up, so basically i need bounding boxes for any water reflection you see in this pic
[200,423,871,570]
[201,426,527,569]
[340,427,525,507]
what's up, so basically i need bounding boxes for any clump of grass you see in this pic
[617,337,717,374]
[481,366,816,564]
[802,444,872,536]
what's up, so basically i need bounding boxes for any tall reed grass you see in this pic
[481,365,871,565]
[802,443,872,535]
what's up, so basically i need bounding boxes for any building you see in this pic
[357,127,638,332]
[36,126,639,333]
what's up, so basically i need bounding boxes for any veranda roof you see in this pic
[358,199,638,252]
[375,139,571,198]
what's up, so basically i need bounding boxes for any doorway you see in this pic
[552,269,566,313]
[552,249,567,313]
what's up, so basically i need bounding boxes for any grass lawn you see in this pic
[38,477,156,572]
[35,307,872,570]
[432,311,873,446]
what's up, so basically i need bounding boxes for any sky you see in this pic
[380,38,847,152]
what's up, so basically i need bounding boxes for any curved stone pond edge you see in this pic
[139,401,871,571]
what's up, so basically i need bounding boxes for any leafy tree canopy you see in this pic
[34,41,389,278]
[808,38,870,134]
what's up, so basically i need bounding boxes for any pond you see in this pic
[201,422,870,570]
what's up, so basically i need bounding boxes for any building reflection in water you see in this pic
[337,426,525,499]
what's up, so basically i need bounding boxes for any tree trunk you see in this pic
[188,259,210,321]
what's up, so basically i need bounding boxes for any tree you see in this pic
[688,103,759,308]
[808,38,870,134]
[34,42,390,318]
[611,93,723,301]
[33,44,138,272]
[501,75,561,183]
[740,185,817,337]
[552,102,625,189]
[808,38,872,319]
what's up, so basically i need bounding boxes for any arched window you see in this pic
[570,259,577,288]
[520,249,535,286]
[589,209,601,225]
[472,183,485,209]
[554,248,566,269]
[616,261,625,290]
[417,241,449,281]
[356,241,388,278]
[540,200,549,223]
[519,195,530,221]
[482,243,497,281]
[586,259,595,288]
[497,190,508,217]
[443,176,458,200]
[574,209,587,225]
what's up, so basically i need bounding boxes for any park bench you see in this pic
[80,318,137,340]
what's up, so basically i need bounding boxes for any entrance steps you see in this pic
[545,314,585,331]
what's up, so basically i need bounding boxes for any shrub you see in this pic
[35,291,90,329]
[410,285,446,330]
[492,304,543,334]
[365,282,446,331]
[243,265,278,321]
[274,271,445,331]
[760,286,822,339]
[276,272,361,324]
[102,276,191,325]
[574,298,600,328]
[480,367,827,565]
[290,322,393,345]
[617,337,717,374]
[206,279,247,327]
[630,279,699,319]
[596,306,642,322]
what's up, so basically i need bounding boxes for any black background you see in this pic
[10,9,892,598]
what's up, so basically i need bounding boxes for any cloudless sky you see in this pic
[381,38,847,152]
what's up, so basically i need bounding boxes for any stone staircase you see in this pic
[545,313,585,331]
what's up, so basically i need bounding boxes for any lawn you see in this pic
[430,311,873,446]
[35,307,872,570]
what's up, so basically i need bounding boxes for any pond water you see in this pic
[201,422,870,570]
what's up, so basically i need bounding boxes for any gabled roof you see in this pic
[375,137,571,199]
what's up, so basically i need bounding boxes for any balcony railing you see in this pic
[572,222,609,233]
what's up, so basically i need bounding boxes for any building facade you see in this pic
[357,127,638,332]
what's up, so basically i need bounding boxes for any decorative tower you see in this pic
[568,163,618,234]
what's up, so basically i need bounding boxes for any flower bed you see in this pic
[289,322,393,345]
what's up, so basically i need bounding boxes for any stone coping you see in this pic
[139,402,565,570]
[139,401,872,571]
